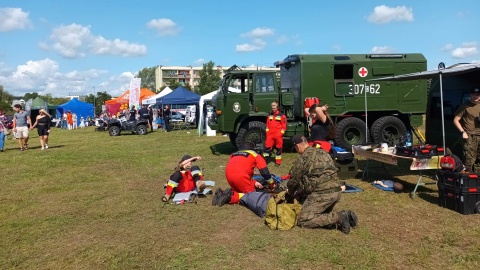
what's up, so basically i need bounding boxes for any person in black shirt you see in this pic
[147,106,154,132]
[164,105,171,132]
[129,105,137,121]
[307,103,334,153]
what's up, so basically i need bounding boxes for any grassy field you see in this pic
[1,126,480,270]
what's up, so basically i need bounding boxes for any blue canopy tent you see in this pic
[56,98,94,124]
[156,86,201,105]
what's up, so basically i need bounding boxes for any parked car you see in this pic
[170,111,185,121]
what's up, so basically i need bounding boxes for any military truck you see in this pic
[209,54,427,150]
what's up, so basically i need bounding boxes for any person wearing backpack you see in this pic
[287,135,358,234]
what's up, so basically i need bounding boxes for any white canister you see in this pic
[381,143,389,153]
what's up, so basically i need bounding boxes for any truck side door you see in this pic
[252,73,278,112]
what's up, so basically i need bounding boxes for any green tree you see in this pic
[197,61,222,95]
[23,92,39,101]
[95,91,112,116]
[137,67,156,92]
[165,79,181,91]
[0,85,15,113]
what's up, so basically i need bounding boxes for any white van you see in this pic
[185,105,196,123]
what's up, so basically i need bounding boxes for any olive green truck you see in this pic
[209,54,427,150]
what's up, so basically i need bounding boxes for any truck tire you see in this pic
[235,121,266,150]
[136,124,147,135]
[334,118,368,150]
[228,133,238,146]
[371,116,406,146]
[109,126,120,136]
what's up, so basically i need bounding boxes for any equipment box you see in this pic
[395,145,443,158]
[436,170,480,190]
[438,183,480,215]
[335,158,358,180]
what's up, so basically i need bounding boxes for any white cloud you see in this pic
[367,5,413,24]
[371,46,395,54]
[441,43,454,51]
[48,23,147,59]
[276,35,288,44]
[236,39,266,52]
[451,42,478,58]
[332,44,342,51]
[241,27,275,38]
[146,18,180,36]
[0,7,31,32]
[193,58,206,66]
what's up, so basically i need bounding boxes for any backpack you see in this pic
[264,191,302,230]
[330,146,354,162]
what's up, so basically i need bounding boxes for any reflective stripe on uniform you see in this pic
[243,150,258,157]
[167,180,178,188]
[191,169,202,176]
[275,116,282,121]
[275,155,282,160]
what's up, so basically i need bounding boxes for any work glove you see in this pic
[281,174,291,181]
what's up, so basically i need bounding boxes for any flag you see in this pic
[129,78,141,109]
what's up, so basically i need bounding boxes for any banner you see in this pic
[129,78,141,110]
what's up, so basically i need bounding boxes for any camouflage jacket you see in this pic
[287,146,340,196]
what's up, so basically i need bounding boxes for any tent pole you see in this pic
[439,72,446,155]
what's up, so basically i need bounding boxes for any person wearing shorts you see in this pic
[13,104,32,151]
[30,109,52,150]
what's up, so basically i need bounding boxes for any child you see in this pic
[162,155,206,202]
[373,180,404,192]
[79,117,85,129]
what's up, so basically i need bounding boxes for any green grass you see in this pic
[1,127,480,269]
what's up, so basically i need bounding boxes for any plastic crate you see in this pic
[335,158,358,180]
[437,170,480,191]
[438,183,480,215]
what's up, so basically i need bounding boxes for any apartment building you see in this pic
[154,65,279,92]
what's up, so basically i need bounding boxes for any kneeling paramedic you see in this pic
[287,135,357,234]
[162,155,206,202]
[212,143,274,206]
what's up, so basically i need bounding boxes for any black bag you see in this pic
[330,146,354,162]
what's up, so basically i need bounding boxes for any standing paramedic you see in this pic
[13,104,32,151]
[287,135,357,234]
[263,101,287,166]
[453,87,480,173]
[306,103,333,153]
[212,143,274,206]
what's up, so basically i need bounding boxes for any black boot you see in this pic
[337,211,351,234]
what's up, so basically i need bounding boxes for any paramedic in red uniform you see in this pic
[162,155,206,202]
[306,103,333,153]
[263,101,287,166]
[212,143,274,206]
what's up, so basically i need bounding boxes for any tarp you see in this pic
[30,96,49,110]
[142,87,172,105]
[56,98,94,123]
[156,86,200,105]
[367,63,480,155]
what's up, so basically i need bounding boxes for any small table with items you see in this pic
[352,144,444,198]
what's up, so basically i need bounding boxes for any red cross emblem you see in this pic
[358,67,368,77]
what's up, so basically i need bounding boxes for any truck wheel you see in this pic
[235,121,266,150]
[371,116,406,146]
[228,133,238,146]
[136,125,147,135]
[334,118,368,150]
[109,126,120,136]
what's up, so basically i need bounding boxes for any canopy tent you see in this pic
[142,87,172,105]
[367,63,480,155]
[197,87,241,135]
[156,86,201,105]
[105,88,155,115]
[56,98,94,123]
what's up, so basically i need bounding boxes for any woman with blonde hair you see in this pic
[30,109,52,150]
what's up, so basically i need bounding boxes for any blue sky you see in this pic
[0,0,478,97]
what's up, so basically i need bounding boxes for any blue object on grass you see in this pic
[343,184,363,193]
[371,181,394,192]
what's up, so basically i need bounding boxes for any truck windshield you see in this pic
[224,74,249,93]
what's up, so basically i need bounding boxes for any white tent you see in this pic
[142,87,172,105]
[197,87,241,135]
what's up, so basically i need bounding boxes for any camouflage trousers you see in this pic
[463,135,480,173]
[297,191,341,228]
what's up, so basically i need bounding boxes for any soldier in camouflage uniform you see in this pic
[453,87,480,173]
[287,135,357,234]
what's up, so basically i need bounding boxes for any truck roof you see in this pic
[275,53,426,66]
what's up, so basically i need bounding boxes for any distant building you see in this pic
[155,65,279,92]
[11,99,25,107]
[66,95,80,100]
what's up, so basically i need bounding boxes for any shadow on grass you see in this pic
[210,141,236,156]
